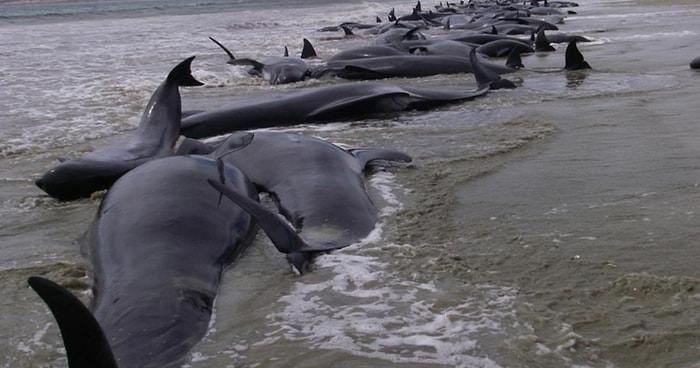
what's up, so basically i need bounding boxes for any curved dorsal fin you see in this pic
[301,38,317,58]
[166,56,203,87]
[506,48,525,69]
[564,40,591,70]
[28,277,118,368]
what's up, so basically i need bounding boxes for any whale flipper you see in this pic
[207,179,316,273]
[27,277,117,368]
[350,148,413,168]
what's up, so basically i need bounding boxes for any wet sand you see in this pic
[387,2,700,365]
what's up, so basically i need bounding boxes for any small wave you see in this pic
[261,244,517,367]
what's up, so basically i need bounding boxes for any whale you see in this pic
[28,153,316,368]
[209,37,316,85]
[181,48,511,139]
[35,57,202,200]
[312,52,516,80]
[208,131,412,250]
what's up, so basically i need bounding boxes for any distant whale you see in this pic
[35,57,202,200]
[209,36,316,85]
[181,49,512,139]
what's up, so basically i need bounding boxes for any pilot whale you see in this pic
[28,153,315,368]
[207,131,412,250]
[181,48,511,139]
[35,57,202,200]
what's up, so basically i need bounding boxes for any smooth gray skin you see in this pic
[81,155,259,368]
[322,44,408,64]
[476,39,535,57]
[35,56,202,200]
[210,37,315,85]
[211,132,412,249]
[314,53,515,80]
[181,49,503,139]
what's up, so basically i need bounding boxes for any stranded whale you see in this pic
[35,57,202,200]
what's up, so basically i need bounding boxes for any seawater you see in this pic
[1,0,700,367]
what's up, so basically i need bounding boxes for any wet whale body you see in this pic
[209,131,413,250]
[181,49,510,139]
[35,57,202,200]
[28,154,315,368]
[75,155,260,367]
[27,135,411,367]
[210,36,317,85]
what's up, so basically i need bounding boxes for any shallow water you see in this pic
[1,0,699,367]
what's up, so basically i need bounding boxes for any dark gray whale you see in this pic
[210,37,316,85]
[181,49,509,139]
[210,131,412,250]
[35,57,202,200]
[28,154,314,368]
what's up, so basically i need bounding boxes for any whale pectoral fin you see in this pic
[209,36,236,61]
[228,58,265,72]
[214,132,254,158]
[207,179,314,274]
[27,277,117,368]
[349,148,413,169]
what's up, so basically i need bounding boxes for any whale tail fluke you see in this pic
[564,40,591,70]
[27,277,118,368]
[167,56,204,87]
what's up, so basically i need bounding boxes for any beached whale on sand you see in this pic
[28,152,319,368]
[35,57,202,200]
[207,131,412,250]
[209,36,316,85]
[181,48,513,139]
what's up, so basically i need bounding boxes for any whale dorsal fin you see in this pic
[301,38,317,58]
[506,48,525,69]
[166,56,203,87]
[28,277,117,368]
[535,27,556,52]
[564,40,591,70]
